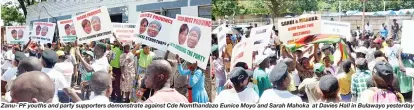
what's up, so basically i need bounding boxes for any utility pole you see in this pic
[362,0,366,32]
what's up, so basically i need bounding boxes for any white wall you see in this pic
[181,6,199,17]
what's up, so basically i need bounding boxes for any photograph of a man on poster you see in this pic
[11,30,17,40]
[41,26,48,36]
[178,24,189,45]
[18,30,24,40]
[92,16,101,31]
[147,21,162,37]
[70,24,76,35]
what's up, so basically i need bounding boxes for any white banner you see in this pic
[57,19,77,43]
[111,23,138,44]
[320,20,351,39]
[5,26,29,44]
[278,14,321,44]
[216,25,231,57]
[136,12,173,51]
[73,6,113,44]
[230,40,253,70]
[167,15,212,69]
[401,20,414,54]
[31,22,56,44]
[249,25,273,51]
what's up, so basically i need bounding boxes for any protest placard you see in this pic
[31,22,56,44]
[320,20,351,39]
[401,20,414,54]
[57,19,77,43]
[249,25,273,51]
[136,12,173,51]
[111,23,138,44]
[5,26,29,44]
[212,23,226,34]
[230,40,253,70]
[216,25,231,57]
[167,15,212,69]
[278,14,321,44]
[73,6,113,44]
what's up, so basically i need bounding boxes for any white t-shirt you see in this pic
[2,50,14,69]
[77,95,110,104]
[91,57,110,73]
[1,67,17,82]
[259,89,302,103]
[42,68,70,103]
[384,45,401,67]
[213,88,259,103]
[54,62,74,87]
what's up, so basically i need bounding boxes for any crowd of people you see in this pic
[1,18,413,104]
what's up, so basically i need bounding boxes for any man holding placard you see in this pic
[73,6,113,44]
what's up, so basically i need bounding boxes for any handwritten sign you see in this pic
[73,6,113,44]
[136,12,173,51]
[230,40,253,70]
[216,24,231,57]
[31,22,56,44]
[249,25,273,51]
[5,26,29,44]
[57,19,77,43]
[167,15,212,69]
[278,14,321,44]
[320,20,351,39]
[111,23,138,44]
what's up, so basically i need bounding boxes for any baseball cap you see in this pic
[42,49,58,65]
[56,50,65,57]
[269,62,288,83]
[82,51,94,57]
[313,63,325,73]
[229,67,249,84]
[355,47,368,55]
[319,75,339,95]
[14,51,28,62]
[373,61,394,82]
[95,42,107,50]
[254,54,269,65]
[374,38,383,44]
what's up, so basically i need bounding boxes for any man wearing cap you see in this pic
[76,42,110,73]
[214,67,259,103]
[54,50,75,103]
[260,62,302,103]
[350,58,372,102]
[298,63,325,103]
[41,49,81,103]
[253,54,272,97]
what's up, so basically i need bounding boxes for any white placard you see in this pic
[401,20,414,54]
[73,6,113,44]
[249,25,273,50]
[167,15,212,69]
[111,23,138,44]
[212,23,226,34]
[320,20,351,39]
[31,22,56,44]
[230,40,253,70]
[57,19,77,43]
[216,25,231,57]
[136,12,174,51]
[278,14,321,44]
[5,26,30,44]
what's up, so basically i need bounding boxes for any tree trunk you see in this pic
[17,0,28,18]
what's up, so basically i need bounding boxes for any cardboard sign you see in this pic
[73,6,113,44]
[230,40,253,70]
[212,24,226,34]
[401,20,414,54]
[57,19,77,43]
[278,14,321,44]
[111,23,138,44]
[5,26,29,44]
[249,25,273,50]
[136,12,173,51]
[31,22,56,44]
[167,15,212,69]
[320,20,351,39]
[216,25,231,57]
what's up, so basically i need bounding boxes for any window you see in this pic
[198,6,211,19]
[165,8,181,18]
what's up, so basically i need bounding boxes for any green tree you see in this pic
[1,2,25,26]
[212,0,247,20]
[17,0,37,18]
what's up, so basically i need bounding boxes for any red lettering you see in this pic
[77,8,101,20]
[60,20,72,24]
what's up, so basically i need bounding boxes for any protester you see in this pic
[78,71,113,103]
[391,19,400,40]
[109,40,123,102]
[259,62,302,103]
[318,75,341,103]
[214,67,259,103]
[79,51,94,100]
[336,60,354,102]
[351,58,372,102]
[120,44,135,103]
[10,71,55,103]
[253,54,272,97]
[131,44,155,102]
[298,63,325,103]
[54,50,75,103]
[176,55,209,103]
[144,60,188,103]
[212,47,226,95]
[41,49,81,103]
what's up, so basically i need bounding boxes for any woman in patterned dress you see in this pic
[120,44,135,103]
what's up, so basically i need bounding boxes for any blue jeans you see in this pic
[58,90,71,103]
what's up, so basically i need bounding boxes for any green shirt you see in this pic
[253,68,272,97]
[110,46,122,68]
[138,49,154,68]
[395,60,413,93]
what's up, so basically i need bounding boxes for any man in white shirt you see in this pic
[77,71,112,103]
[214,67,259,103]
[54,50,75,103]
[365,22,373,34]
[2,51,27,84]
[2,45,15,74]
[76,42,110,73]
[41,49,81,103]
[10,71,55,103]
[259,62,302,103]
[384,38,400,67]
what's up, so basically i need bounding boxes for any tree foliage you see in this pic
[1,2,25,26]
[17,0,37,18]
